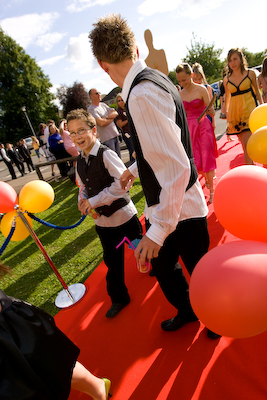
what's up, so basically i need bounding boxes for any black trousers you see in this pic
[52,146,70,177]
[14,159,25,175]
[149,217,209,318]
[96,215,143,304]
[24,156,35,172]
[3,159,16,179]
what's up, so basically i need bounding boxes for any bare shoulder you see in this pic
[248,68,256,79]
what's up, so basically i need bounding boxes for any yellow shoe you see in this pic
[102,378,112,399]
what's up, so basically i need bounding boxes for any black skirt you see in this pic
[0,289,80,400]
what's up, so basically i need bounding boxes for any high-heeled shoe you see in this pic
[102,378,112,399]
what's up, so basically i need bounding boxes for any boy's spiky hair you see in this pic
[89,14,136,64]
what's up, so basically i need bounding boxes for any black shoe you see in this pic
[105,303,129,318]
[161,314,198,331]
[207,329,221,339]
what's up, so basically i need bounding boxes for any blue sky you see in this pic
[0,0,266,103]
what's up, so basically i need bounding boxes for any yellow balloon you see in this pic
[247,126,267,164]
[19,180,54,213]
[1,211,33,241]
[249,104,267,133]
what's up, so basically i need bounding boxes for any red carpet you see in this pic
[55,135,267,400]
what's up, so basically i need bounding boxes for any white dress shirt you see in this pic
[121,60,208,246]
[76,139,137,228]
[0,148,11,162]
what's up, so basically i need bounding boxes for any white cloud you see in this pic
[138,0,226,19]
[138,0,181,16]
[180,0,227,19]
[37,32,66,52]
[0,12,62,50]
[66,33,94,74]
[66,0,117,13]
[38,55,65,67]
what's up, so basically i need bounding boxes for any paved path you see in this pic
[0,110,227,194]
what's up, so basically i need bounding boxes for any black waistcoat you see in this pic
[124,67,198,207]
[77,145,130,217]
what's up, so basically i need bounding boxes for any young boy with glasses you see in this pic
[66,108,142,318]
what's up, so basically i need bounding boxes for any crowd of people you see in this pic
[0,138,35,180]
[2,49,265,184]
[1,13,267,399]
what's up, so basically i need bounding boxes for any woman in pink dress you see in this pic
[176,63,216,203]
[59,119,79,157]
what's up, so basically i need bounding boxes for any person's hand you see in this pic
[78,199,92,215]
[207,107,215,117]
[134,235,161,266]
[120,169,135,189]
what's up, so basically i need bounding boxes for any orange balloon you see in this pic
[249,103,267,133]
[19,180,54,213]
[247,126,267,164]
[0,181,18,213]
[1,210,33,241]
[189,240,267,338]
[213,165,267,242]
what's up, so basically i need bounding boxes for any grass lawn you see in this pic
[0,178,145,316]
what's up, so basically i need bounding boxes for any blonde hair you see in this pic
[176,63,192,75]
[116,92,123,104]
[66,109,96,129]
[227,48,248,75]
[48,124,59,134]
[89,14,137,64]
[31,136,39,144]
[192,62,208,84]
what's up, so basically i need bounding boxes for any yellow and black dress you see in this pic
[226,72,257,136]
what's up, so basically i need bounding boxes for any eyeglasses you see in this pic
[94,92,101,95]
[70,128,92,138]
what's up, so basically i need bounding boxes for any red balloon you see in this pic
[0,181,18,213]
[213,165,267,242]
[189,241,267,338]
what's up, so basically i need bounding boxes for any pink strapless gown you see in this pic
[183,99,216,173]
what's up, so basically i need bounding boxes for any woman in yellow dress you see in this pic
[223,48,263,164]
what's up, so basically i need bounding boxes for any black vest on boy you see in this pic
[77,145,130,217]
[125,67,198,207]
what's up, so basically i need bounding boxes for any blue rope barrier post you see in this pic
[0,219,16,256]
[16,208,86,308]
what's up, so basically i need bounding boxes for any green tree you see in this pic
[183,34,224,82]
[0,28,59,144]
[168,70,178,85]
[57,81,89,117]
[241,47,267,68]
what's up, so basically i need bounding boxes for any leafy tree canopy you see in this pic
[167,34,267,87]
[182,33,224,83]
[0,28,59,144]
[56,81,89,117]
[241,47,267,68]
